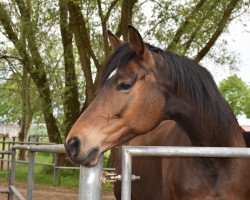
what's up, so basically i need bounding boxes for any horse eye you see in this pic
[117,83,132,91]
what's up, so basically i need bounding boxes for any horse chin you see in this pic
[77,147,100,167]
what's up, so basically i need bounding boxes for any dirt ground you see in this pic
[0,182,116,200]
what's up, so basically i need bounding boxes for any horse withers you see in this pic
[65,25,250,199]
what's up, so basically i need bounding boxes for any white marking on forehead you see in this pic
[107,68,118,80]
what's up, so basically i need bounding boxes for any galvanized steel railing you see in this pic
[3,144,250,200]
[9,144,65,200]
[5,144,105,200]
[121,146,250,200]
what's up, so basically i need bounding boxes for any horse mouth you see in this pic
[80,147,100,167]
[66,146,100,167]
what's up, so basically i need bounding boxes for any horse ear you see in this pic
[128,25,148,58]
[107,30,123,50]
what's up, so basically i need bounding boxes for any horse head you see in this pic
[65,26,167,166]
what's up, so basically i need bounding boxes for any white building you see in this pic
[0,123,20,138]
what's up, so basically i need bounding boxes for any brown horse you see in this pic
[65,25,250,199]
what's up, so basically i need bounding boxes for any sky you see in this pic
[205,18,250,85]
[228,20,250,125]
[204,15,250,125]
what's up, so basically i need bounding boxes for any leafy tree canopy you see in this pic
[219,74,250,118]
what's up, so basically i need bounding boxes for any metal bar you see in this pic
[12,144,65,153]
[79,155,103,200]
[3,159,52,165]
[15,159,54,166]
[125,146,250,157]
[10,185,26,200]
[0,159,11,162]
[121,146,250,200]
[0,150,11,154]
[54,166,115,171]
[0,187,9,194]
[27,151,35,200]
[0,157,112,170]
[121,147,132,200]
[9,149,16,200]
[7,143,10,171]
[0,141,54,145]
[55,166,80,170]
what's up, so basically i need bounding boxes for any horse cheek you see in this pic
[133,87,165,134]
[146,90,166,131]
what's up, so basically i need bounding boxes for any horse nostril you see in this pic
[67,137,80,157]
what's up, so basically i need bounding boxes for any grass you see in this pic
[0,151,113,190]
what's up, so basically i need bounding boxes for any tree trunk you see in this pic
[18,67,33,160]
[116,0,137,41]
[68,0,95,108]
[59,0,80,137]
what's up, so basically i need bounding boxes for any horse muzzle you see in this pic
[65,137,100,167]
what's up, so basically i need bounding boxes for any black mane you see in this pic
[101,43,241,146]
[154,46,241,146]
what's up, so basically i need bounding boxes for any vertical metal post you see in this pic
[9,149,16,200]
[1,136,6,170]
[121,147,132,200]
[27,151,35,200]
[53,153,58,186]
[7,142,11,170]
[79,155,103,200]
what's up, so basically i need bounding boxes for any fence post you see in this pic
[121,147,132,200]
[7,142,11,170]
[53,153,58,186]
[27,151,35,200]
[9,149,16,200]
[1,136,6,170]
[79,155,103,200]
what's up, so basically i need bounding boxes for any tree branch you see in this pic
[97,0,113,58]
[104,0,119,22]
[167,0,207,51]
[182,1,219,55]
[195,0,239,62]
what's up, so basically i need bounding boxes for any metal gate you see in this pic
[2,145,250,200]
[120,146,250,200]
[4,144,104,200]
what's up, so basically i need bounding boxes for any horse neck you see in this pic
[169,91,245,147]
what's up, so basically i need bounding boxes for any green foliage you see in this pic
[0,73,43,123]
[0,77,20,122]
[219,75,250,117]
[146,0,247,66]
